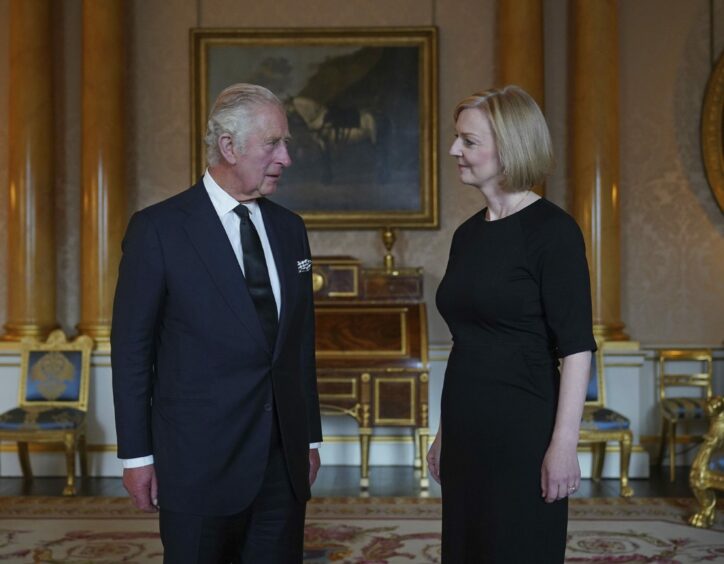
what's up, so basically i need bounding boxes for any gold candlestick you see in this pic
[382,227,396,272]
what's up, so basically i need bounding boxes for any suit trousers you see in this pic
[159,408,306,563]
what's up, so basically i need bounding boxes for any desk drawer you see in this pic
[317,375,359,402]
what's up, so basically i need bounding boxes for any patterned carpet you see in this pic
[0,496,722,562]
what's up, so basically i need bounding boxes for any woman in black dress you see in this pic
[427,85,596,563]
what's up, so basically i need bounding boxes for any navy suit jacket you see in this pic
[111,181,322,516]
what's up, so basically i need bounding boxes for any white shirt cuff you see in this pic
[122,445,318,466]
[121,455,155,468]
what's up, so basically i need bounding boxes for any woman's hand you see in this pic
[542,350,589,503]
[541,438,580,503]
[427,433,442,484]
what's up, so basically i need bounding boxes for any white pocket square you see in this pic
[297,259,312,273]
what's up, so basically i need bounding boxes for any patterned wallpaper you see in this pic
[0,0,722,345]
[619,0,724,344]
[55,0,82,331]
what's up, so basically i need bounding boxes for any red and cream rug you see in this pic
[0,496,722,562]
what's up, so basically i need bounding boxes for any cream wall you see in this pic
[0,0,722,346]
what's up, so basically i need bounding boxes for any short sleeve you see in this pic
[538,216,597,358]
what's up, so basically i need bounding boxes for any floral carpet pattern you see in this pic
[0,496,721,563]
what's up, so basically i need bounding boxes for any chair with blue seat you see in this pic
[688,396,724,528]
[0,330,93,495]
[657,349,713,482]
[578,340,634,497]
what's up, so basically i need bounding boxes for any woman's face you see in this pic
[449,108,501,189]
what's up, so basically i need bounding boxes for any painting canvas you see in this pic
[191,28,438,228]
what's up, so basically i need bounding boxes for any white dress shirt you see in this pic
[203,170,282,316]
[122,171,319,469]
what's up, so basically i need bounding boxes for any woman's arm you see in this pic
[541,350,591,502]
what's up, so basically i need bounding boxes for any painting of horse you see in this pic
[193,28,438,228]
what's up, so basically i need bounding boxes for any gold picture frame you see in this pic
[702,50,724,213]
[190,27,438,229]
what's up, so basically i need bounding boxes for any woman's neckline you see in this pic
[482,197,544,223]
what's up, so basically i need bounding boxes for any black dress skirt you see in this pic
[436,198,597,563]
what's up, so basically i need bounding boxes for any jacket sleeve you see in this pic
[299,225,323,443]
[111,211,166,459]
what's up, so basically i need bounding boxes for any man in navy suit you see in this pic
[111,83,322,563]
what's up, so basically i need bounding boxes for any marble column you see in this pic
[569,0,627,340]
[497,0,545,195]
[2,0,56,341]
[77,0,127,343]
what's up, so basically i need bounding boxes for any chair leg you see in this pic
[668,419,677,482]
[17,442,33,481]
[688,485,717,528]
[62,433,77,496]
[619,432,634,497]
[359,430,371,490]
[78,433,89,478]
[413,428,422,469]
[591,442,605,482]
[688,422,720,528]
[418,429,430,491]
[657,418,668,467]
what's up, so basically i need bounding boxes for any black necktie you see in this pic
[233,204,278,350]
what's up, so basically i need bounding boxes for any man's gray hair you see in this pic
[204,83,284,166]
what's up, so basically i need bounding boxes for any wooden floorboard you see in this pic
[0,465,694,499]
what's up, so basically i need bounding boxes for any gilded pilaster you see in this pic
[496,0,544,105]
[3,0,56,340]
[78,0,127,343]
[569,0,627,340]
[497,0,545,195]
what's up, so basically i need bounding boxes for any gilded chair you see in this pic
[657,349,713,481]
[688,396,724,528]
[0,330,93,495]
[578,340,634,497]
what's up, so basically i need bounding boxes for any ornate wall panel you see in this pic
[0,0,721,344]
[202,0,435,28]
[619,0,724,344]
[130,0,197,213]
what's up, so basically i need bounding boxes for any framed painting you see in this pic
[191,27,438,229]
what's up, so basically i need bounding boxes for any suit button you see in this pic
[264,403,272,412]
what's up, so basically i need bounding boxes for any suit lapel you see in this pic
[182,183,270,353]
[259,198,296,362]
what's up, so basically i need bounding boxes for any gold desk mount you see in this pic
[381,227,397,272]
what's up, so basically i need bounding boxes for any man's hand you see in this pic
[123,464,158,512]
[309,448,321,487]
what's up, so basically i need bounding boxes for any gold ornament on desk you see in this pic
[381,227,397,273]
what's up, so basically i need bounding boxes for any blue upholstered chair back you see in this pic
[580,340,631,433]
[584,343,605,407]
[24,351,83,403]
[18,330,93,411]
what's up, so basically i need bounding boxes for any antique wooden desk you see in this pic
[313,257,430,489]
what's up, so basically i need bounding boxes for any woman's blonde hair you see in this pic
[454,85,554,191]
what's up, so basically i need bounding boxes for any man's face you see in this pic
[231,105,292,200]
